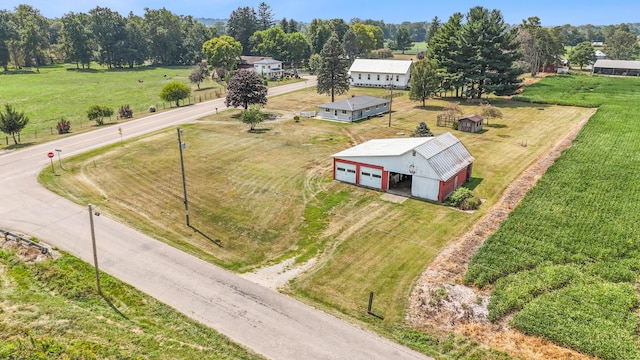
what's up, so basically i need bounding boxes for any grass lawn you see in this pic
[467,74,640,359]
[0,64,300,149]
[0,248,263,359]
[39,78,592,358]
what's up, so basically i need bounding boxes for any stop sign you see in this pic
[47,152,54,158]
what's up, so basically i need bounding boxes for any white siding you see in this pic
[335,162,357,183]
[359,166,383,189]
[411,176,440,201]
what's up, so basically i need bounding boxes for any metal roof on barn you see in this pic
[415,132,475,181]
[318,95,390,112]
[348,59,412,75]
[593,59,640,70]
[332,132,474,181]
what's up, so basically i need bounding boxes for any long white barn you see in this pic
[348,59,412,89]
[332,132,474,202]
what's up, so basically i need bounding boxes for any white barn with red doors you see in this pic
[332,132,475,202]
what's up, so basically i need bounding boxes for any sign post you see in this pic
[47,152,55,174]
[55,149,63,170]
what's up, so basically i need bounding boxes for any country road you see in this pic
[0,77,431,360]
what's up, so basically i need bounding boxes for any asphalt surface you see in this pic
[0,77,430,360]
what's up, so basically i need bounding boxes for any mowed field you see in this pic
[467,75,640,359]
[40,74,592,348]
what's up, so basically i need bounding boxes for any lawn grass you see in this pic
[0,248,263,359]
[466,74,640,359]
[39,76,591,359]
[0,63,300,149]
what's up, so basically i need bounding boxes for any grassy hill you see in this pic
[0,246,262,359]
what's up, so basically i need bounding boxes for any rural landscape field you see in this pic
[15,63,603,358]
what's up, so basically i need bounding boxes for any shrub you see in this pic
[149,105,156,113]
[118,104,133,119]
[56,119,71,134]
[446,187,480,210]
[294,115,300,123]
[87,105,113,126]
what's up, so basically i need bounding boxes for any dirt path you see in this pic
[406,108,597,360]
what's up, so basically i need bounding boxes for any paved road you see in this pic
[0,77,430,360]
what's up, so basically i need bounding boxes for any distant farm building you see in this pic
[593,59,640,76]
[348,59,412,89]
[332,132,474,202]
[457,114,483,133]
[317,95,389,122]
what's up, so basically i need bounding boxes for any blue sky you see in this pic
[3,0,639,26]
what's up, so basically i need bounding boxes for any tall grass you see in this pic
[466,74,640,359]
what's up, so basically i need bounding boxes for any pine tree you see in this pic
[316,35,349,103]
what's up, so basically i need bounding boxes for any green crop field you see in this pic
[39,72,591,358]
[466,74,640,359]
[0,248,263,359]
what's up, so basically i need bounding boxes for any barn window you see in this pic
[362,172,371,176]
[367,74,370,80]
[358,74,361,79]
[375,105,379,109]
[341,110,347,114]
[373,174,382,178]
[396,75,399,81]
[325,109,330,112]
[337,167,346,171]
[347,169,356,173]
[377,74,380,80]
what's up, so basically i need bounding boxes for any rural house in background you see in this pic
[457,114,484,133]
[317,95,390,122]
[253,58,284,78]
[348,59,412,89]
[332,132,474,202]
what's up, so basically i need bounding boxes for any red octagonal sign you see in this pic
[47,152,54,158]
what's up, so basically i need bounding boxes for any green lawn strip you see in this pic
[466,75,640,358]
[0,249,263,359]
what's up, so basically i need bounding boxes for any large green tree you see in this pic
[307,18,333,54]
[395,28,412,54]
[202,35,242,71]
[283,32,311,68]
[342,28,359,61]
[60,12,93,69]
[12,5,50,71]
[516,17,564,76]
[144,8,182,65]
[250,26,287,58]
[604,29,640,60]
[457,6,522,98]
[0,104,29,144]
[180,15,216,65]
[409,59,440,106]
[225,69,268,109]
[0,10,18,71]
[569,41,595,70]
[316,35,349,103]
[122,13,148,68]
[226,6,257,55]
[257,2,275,31]
[89,6,127,68]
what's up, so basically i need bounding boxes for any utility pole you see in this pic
[388,78,393,128]
[88,204,101,295]
[177,128,190,226]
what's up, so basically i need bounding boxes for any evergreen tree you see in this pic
[226,6,258,55]
[316,35,349,103]
[257,2,275,31]
[428,13,465,97]
[457,6,522,98]
[411,122,434,137]
[395,28,412,54]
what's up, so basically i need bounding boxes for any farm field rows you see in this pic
[40,79,592,357]
[467,75,640,359]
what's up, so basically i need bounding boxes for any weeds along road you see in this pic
[0,77,430,360]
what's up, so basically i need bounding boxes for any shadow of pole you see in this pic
[189,225,223,247]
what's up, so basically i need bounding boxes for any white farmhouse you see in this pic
[348,59,412,89]
[253,58,284,78]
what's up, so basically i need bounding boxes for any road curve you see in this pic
[0,77,431,360]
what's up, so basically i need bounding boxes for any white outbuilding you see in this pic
[332,132,474,202]
[348,59,412,89]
